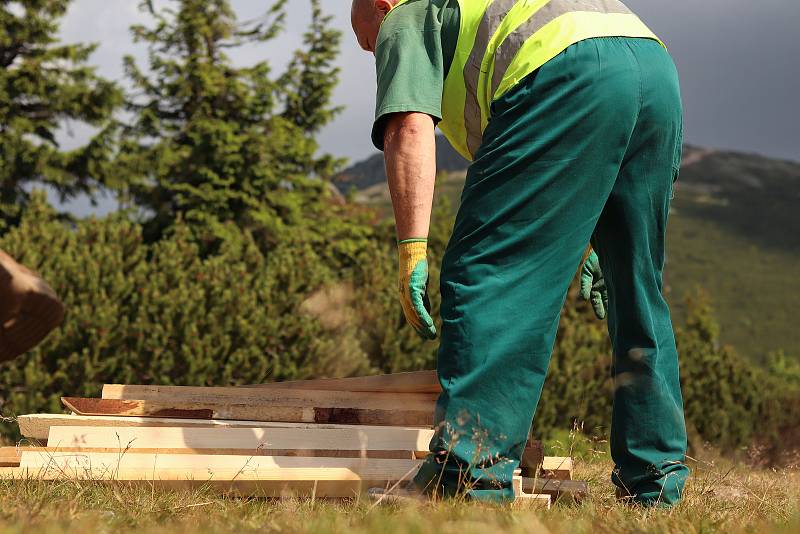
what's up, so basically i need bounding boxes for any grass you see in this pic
[0,455,796,533]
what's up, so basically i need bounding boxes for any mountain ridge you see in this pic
[334,135,799,193]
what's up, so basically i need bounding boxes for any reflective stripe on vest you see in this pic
[489,0,632,103]
[441,0,661,161]
[463,0,517,158]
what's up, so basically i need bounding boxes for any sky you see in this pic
[56,0,799,167]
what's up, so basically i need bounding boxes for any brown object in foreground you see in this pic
[62,397,433,427]
[520,441,545,474]
[0,250,65,362]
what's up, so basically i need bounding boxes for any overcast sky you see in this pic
[57,0,799,166]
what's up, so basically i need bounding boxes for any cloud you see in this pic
[55,0,799,163]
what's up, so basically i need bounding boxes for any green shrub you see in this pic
[1,195,797,459]
[0,193,374,438]
[677,290,800,455]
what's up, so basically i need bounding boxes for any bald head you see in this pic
[351,0,396,53]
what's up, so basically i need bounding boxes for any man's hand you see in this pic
[580,250,609,320]
[398,239,436,340]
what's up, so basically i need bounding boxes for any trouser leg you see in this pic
[414,37,643,501]
[590,38,689,506]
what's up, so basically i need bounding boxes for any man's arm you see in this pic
[383,111,438,339]
[383,112,436,240]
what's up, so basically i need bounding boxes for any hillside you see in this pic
[338,137,800,364]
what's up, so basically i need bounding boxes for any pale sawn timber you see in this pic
[18,414,395,441]
[1,462,422,498]
[46,425,433,453]
[18,452,422,473]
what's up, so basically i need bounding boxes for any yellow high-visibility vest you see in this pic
[387,0,661,161]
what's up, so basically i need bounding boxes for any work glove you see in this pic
[580,250,608,320]
[397,239,437,340]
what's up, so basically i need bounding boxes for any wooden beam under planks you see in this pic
[2,461,422,498]
[7,446,419,461]
[18,452,422,472]
[237,371,441,394]
[62,397,433,427]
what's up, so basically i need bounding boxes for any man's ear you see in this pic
[374,0,394,17]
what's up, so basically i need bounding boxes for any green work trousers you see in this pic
[414,37,689,505]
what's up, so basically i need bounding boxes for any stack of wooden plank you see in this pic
[0,371,586,504]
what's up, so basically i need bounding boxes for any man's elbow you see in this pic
[383,112,434,148]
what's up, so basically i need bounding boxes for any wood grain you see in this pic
[19,452,422,472]
[18,414,388,441]
[540,456,574,480]
[1,461,422,498]
[101,384,437,412]
[62,397,433,427]
[46,425,433,453]
[238,371,441,394]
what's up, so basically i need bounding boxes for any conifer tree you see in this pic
[0,0,121,228]
[117,0,346,243]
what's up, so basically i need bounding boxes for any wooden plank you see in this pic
[512,471,552,508]
[101,385,437,412]
[520,453,573,480]
[62,397,433,427]
[541,456,574,481]
[19,452,421,472]
[0,447,21,467]
[0,447,21,457]
[1,462,422,498]
[522,477,588,501]
[46,425,433,453]
[18,414,388,441]
[8,446,416,460]
[238,371,441,394]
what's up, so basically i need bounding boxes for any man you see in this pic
[351,0,689,506]
[0,249,64,362]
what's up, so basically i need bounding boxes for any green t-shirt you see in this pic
[371,0,460,150]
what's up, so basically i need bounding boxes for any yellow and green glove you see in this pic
[398,239,437,340]
[580,250,609,320]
